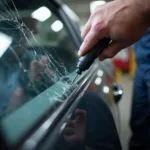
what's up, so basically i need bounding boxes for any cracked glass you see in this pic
[0,0,78,119]
[0,0,80,145]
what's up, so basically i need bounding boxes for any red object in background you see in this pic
[112,48,130,71]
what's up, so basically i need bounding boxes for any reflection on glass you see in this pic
[94,77,102,85]
[0,32,12,57]
[51,20,63,32]
[0,5,78,117]
[103,86,110,93]
[31,6,52,22]
[53,92,122,150]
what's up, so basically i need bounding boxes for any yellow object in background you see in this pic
[115,68,122,82]
[129,48,136,78]
[114,47,136,81]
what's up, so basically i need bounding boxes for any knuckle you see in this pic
[82,39,89,47]
[92,22,102,32]
[92,20,104,33]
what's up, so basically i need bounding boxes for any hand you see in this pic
[78,0,150,60]
[6,87,24,112]
[30,56,53,81]
[63,109,87,145]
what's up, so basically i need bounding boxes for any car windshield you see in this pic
[0,0,79,145]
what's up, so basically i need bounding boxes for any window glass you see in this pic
[0,0,78,118]
[0,0,80,145]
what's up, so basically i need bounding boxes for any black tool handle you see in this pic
[76,38,110,74]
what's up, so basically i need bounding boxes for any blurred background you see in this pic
[63,0,136,150]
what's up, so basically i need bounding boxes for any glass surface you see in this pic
[0,0,78,118]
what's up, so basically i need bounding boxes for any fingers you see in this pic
[74,109,87,123]
[98,41,124,61]
[30,55,53,81]
[64,134,76,144]
[78,29,99,56]
[30,60,41,81]
[65,109,87,127]
[40,56,48,65]
[8,87,24,111]
[64,127,75,136]
[10,87,24,104]
[78,22,106,56]
[63,123,76,143]
[81,19,91,39]
[39,56,47,70]
[66,120,74,128]
[30,60,39,71]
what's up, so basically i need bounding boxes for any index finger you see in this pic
[78,28,100,56]
[81,19,91,39]
[40,56,48,65]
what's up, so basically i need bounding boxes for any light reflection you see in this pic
[31,6,51,22]
[97,70,104,77]
[118,90,123,95]
[94,77,102,85]
[62,5,80,22]
[51,20,63,32]
[60,122,67,133]
[0,32,12,57]
[103,86,109,93]
[42,120,51,130]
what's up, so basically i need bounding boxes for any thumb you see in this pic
[99,41,124,61]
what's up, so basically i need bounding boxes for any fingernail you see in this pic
[78,50,81,56]
[78,44,84,56]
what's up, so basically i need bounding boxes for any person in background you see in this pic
[129,28,150,150]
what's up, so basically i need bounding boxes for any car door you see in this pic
[0,0,122,150]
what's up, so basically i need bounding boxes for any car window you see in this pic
[0,0,79,145]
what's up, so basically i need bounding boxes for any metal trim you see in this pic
[21,64,98,150]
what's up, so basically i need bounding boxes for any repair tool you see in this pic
[72,38,110,83]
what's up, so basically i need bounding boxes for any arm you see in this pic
[78,0,150,60]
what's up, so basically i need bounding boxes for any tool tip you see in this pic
[72,74,78,84]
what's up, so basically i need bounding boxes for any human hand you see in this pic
[78,0,150,60]
[30,56,53,81]
[6,87,24,112]
[63,109,87,145]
